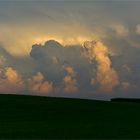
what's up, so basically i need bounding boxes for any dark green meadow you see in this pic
[0,94,140,139]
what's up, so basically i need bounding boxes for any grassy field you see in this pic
[0,94,140,139]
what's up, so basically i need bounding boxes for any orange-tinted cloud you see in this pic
[0,67,25,93]
[0,67,53,94]
[27,72,53,94]
[84,41,119,92]
[63,66,78,93]
[64,66,76,77]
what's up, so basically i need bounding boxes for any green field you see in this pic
[0,94,140,139]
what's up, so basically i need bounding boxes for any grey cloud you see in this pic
[0,45,36,76]
[30,40,93,91]
[110,45,140,91]
[1,0,140,99]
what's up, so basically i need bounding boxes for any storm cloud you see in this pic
[0,38,140,99]
[0,1,140,99]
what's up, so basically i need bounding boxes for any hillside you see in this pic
[0,94,140,139]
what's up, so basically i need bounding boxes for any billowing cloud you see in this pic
[83,41,119,92]
[111,45,140,88]
[62,66,78,93]
[27,72,53,94]
[30,40,90,88]
[30,40,122,94]
[0,67,53,95]
[0,38,139,99]
[1,1,140,100]
[0,67,25,93]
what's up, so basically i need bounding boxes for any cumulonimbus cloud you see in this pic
[0,39,139,99]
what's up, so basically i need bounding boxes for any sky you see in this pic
[0,0,140,100]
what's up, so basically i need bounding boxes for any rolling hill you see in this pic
[0,94,140,139]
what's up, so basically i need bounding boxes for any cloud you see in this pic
[136,24,140,35]
[121,81,130,91]
[27,72,53,94]
[110,24,129,37]
[0,67,25,93]
[83,41,120,92]
[30,40,91,88]
[1,0,140,58]
[0,17,93,57]
[62,66,78,93]
[1,1,140,100]
[64,66,76,77]
[0,38,140,99]
[0,46,12,67]
[110,45,140,87]
[0,41,87,95]
[0,67,53,94]
[30,39,140,97]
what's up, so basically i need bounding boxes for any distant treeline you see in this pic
[111,98,140,103]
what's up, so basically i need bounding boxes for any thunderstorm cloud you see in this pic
[0,1,140,99]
